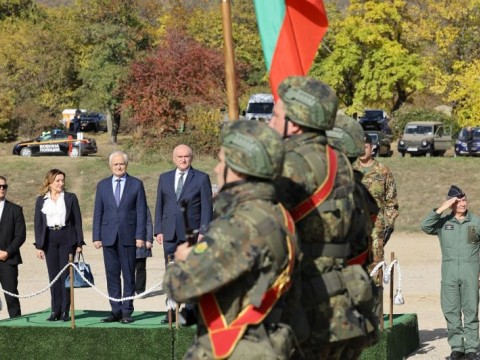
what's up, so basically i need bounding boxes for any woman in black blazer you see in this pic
[34,169,84,321]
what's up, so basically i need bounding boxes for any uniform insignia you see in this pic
[444,224,454,230]
[193,241,208,254]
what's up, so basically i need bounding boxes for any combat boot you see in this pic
[465,352,480,360]
[449,351,464,360]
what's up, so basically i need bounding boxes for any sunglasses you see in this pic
[0,184,8,189]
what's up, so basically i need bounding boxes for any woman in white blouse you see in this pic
[34,169,84,321]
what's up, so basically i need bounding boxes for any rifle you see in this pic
[180,199,199,246]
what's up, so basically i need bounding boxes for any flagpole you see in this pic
[221,0,239,121]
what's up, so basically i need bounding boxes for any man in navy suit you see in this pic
[155,144,213,265]
[155,144,213,324]
[93,151,147,324]
[0,176,26,318]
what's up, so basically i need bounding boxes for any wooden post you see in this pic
[389,252,395,328]
[221,0,239,121]
[69,254,75,329]
[379,266,384,331]
[176,304,180,330]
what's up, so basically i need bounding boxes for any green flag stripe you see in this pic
[253,0,286,71]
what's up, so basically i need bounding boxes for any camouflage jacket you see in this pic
[352,159,399,229]
[163,181,296,347]
[274,132,355,273]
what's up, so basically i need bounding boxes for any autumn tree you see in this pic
[409,0,480,126]
[120,29,227,140]
[312,0,424,114]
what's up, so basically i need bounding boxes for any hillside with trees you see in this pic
[0,0,478,154]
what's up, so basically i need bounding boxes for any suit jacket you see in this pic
[155,167,213,241]
[93,174,147,246]
[0,200,26,265]
[34,192,84,250]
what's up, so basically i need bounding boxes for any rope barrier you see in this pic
[0,263,164,302]
[370,259,404,305]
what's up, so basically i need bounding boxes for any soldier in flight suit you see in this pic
[270,76,374,359]
[164,121,297,359]
[421,186,480,360]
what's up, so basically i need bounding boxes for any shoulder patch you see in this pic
[193,241,209,255]
[444,224,454,230]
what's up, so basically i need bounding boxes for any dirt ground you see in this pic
[0,232,451,359]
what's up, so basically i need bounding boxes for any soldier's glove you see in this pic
[383,226,394,246]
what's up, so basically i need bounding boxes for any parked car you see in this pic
[455,127,480,156]
[68,112,107,132]
[242,93,274,123]
[12,129,97,157]
[397,121,452,157]
[358,109,392,135]
[366,131,393,157]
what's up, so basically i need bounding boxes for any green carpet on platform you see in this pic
[0,310,419,360]
[360,313,420,360]
[0,309,189,360]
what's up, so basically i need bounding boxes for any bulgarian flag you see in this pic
[253,0,329,99]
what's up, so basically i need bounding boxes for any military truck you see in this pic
[397,121,452,157]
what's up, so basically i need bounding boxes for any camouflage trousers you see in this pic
[292,336,369,360]
[367,225,385,287]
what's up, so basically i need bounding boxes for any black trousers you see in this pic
[44,228,76,314]
[0,262,21,318]
[135,258,147,294]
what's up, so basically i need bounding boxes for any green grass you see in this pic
[1,132,476,233]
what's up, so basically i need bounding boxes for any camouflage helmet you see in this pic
[222,120,284,179]
[327,114,365,157]
[278,76,338,131]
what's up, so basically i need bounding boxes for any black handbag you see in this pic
[65,253,95,288]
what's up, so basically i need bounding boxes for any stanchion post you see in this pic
[69,253,75,329]
[389,252,395,328]
[379,266,384,331]
[176,303,180,330]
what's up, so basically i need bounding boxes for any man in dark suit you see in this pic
[155,144,213,324]
[155,144,213,264]
[0,176,26,318]
[93,151,147,324]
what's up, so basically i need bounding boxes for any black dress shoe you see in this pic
[46,312,61,321]
[101,314,121,323]
[450,351,465,360]
[120,316,134,324]
[161,313,175,324]
[61,312,69,322]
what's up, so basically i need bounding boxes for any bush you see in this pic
[390,108,457,139]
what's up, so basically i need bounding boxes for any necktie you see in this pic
[115,179,121,206]
[176,173,184,200]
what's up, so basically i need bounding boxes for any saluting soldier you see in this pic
[270,76,375,359]
[164,121,297,359]
[421,186,480,360]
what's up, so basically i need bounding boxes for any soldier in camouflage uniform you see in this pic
[164,121,297,360]
[327,115,381,354]
[270,76,375,359]
[352,135,399,278]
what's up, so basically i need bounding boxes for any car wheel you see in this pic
[426,146,434,157]
[400,152,406,157]
[20,147,32,157]
[70,147,80,157]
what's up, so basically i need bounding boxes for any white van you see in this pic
[243,93,274,123]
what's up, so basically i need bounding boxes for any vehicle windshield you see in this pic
[38,132,53,141]
[246,102,274,114]
[460,128,480,138]
[405,125,434,135]
[363,110,384,120]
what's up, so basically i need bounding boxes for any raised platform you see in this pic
[0,311,418,360]
[0,309,195,360]
[360,314,420,360]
